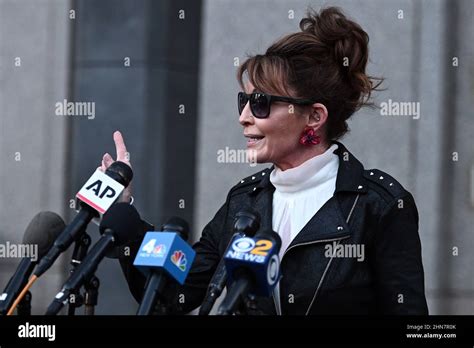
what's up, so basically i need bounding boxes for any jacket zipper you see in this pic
[273,234,350,315]
[273,194,360,315]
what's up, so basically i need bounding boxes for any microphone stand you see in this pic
[66,231,102,316]
[84,276,100,315]
[217,279,252,315]
[239,294,258,315]
[67,231,90,315]
[16,291,32,316]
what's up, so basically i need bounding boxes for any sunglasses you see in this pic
[238,91,317,118]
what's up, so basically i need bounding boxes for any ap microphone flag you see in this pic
[76,168,126,214]
[133,232,196,285]
[33,161,133,278]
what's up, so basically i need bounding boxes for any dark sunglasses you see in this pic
[238,91,317,118]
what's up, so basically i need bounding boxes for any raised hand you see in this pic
[98,131,133,203]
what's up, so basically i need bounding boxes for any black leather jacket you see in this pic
[120,141,428,315]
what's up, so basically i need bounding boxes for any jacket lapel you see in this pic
[287,196,350,249]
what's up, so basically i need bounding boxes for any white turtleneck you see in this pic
[270,143,339,315]
[270,143,339,259]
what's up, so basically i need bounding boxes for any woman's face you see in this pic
[239,82,311,169]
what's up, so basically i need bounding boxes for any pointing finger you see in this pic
[113,131,128,163]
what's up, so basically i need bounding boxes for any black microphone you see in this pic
[34,161,133,278]
[161,217,189,241]
[135,217,191,316]
[199,209,260,315]
[45,203,141,315]
[217,229,281,315]
[0,212,66,315]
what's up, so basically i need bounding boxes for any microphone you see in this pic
[45,202,141,315]
[34,161,133,278]
[217,229,281,315]
[0,212,66,315]
[199,209,260,315]
[134,217,196,315]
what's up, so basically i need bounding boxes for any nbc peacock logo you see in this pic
[171,250,187,272]
[152,244,166,257]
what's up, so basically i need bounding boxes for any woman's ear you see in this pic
[307,103,328,131]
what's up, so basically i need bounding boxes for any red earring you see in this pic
[299,127,320,146]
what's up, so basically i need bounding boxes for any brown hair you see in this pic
[237,6,383,140]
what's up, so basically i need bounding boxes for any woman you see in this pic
[103,7,428,315]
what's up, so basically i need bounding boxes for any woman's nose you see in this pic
[239,102,254,126]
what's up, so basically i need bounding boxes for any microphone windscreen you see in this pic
[161,217,190,241]
[106,161,133,187]
[233,208,261,237]
[22,211,66,259]
[99,202,142,245]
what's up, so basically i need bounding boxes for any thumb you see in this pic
[103,153,114,168]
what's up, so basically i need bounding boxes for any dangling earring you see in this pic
[299,127,320,145]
